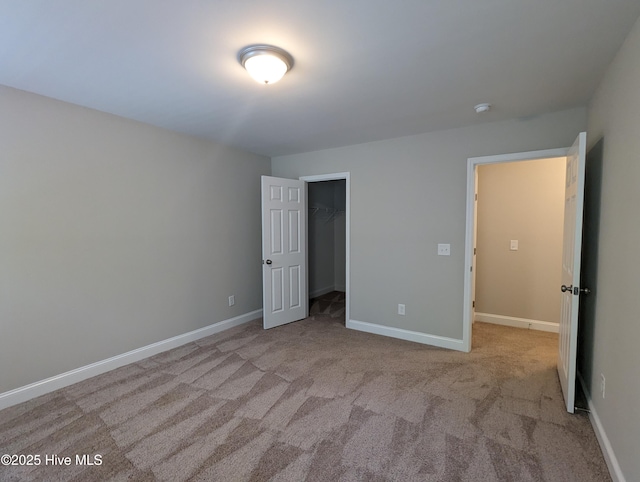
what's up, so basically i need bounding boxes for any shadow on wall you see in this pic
[577,138,604,391]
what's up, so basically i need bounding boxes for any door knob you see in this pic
[265,259,272,265]
[561,285,590,295]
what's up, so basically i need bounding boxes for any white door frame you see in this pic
[300,172,350,325]
[462,148,569,352]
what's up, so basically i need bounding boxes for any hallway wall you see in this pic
[475,158,565,324]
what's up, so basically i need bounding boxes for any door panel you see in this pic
[271,268,284,313]
[558,132,587,413]
[262,176,307,329]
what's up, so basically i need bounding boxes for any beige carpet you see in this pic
[0,293,610,481]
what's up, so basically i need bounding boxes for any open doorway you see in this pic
[473,157,566,334]
[463,133,588,414]
[462,146,570,352]
[301,173,350,325]
[307,179,346,321]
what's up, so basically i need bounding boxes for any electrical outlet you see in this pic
[228,295,235,307]
[437,244,451,256]
[600,374,606,399]
[398,304,405,315]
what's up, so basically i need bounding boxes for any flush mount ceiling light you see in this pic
[238,45,294,84]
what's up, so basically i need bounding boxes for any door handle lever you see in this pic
[561,285,590,295]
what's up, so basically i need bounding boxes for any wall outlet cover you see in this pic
[438,244,451,256]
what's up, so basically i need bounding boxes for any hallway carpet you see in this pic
[0,307,609,481]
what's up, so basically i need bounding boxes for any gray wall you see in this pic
[585,16,640,480]
[0,85,270,393]
[476,158,565,323]
[273,107,586,339]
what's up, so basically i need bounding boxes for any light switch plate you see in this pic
[438,244,451,256]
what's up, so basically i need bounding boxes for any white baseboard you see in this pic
[347,319,465,352]
[0,309,262,411]
[310,285,335,298]
[577,373,625,482]
[474,312,559,333]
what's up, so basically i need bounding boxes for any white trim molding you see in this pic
[0,309,262,411]
[475,312,559,333]
[347,319,465,352]
[577,373,626,482]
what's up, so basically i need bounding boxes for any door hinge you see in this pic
[474,247,476,255]
[475,193,478,201]
[470,266,473,272]
[472,301,475,308]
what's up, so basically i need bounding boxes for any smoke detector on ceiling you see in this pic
[474,103,492,114]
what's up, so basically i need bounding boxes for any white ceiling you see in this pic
[1,1,639,157]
